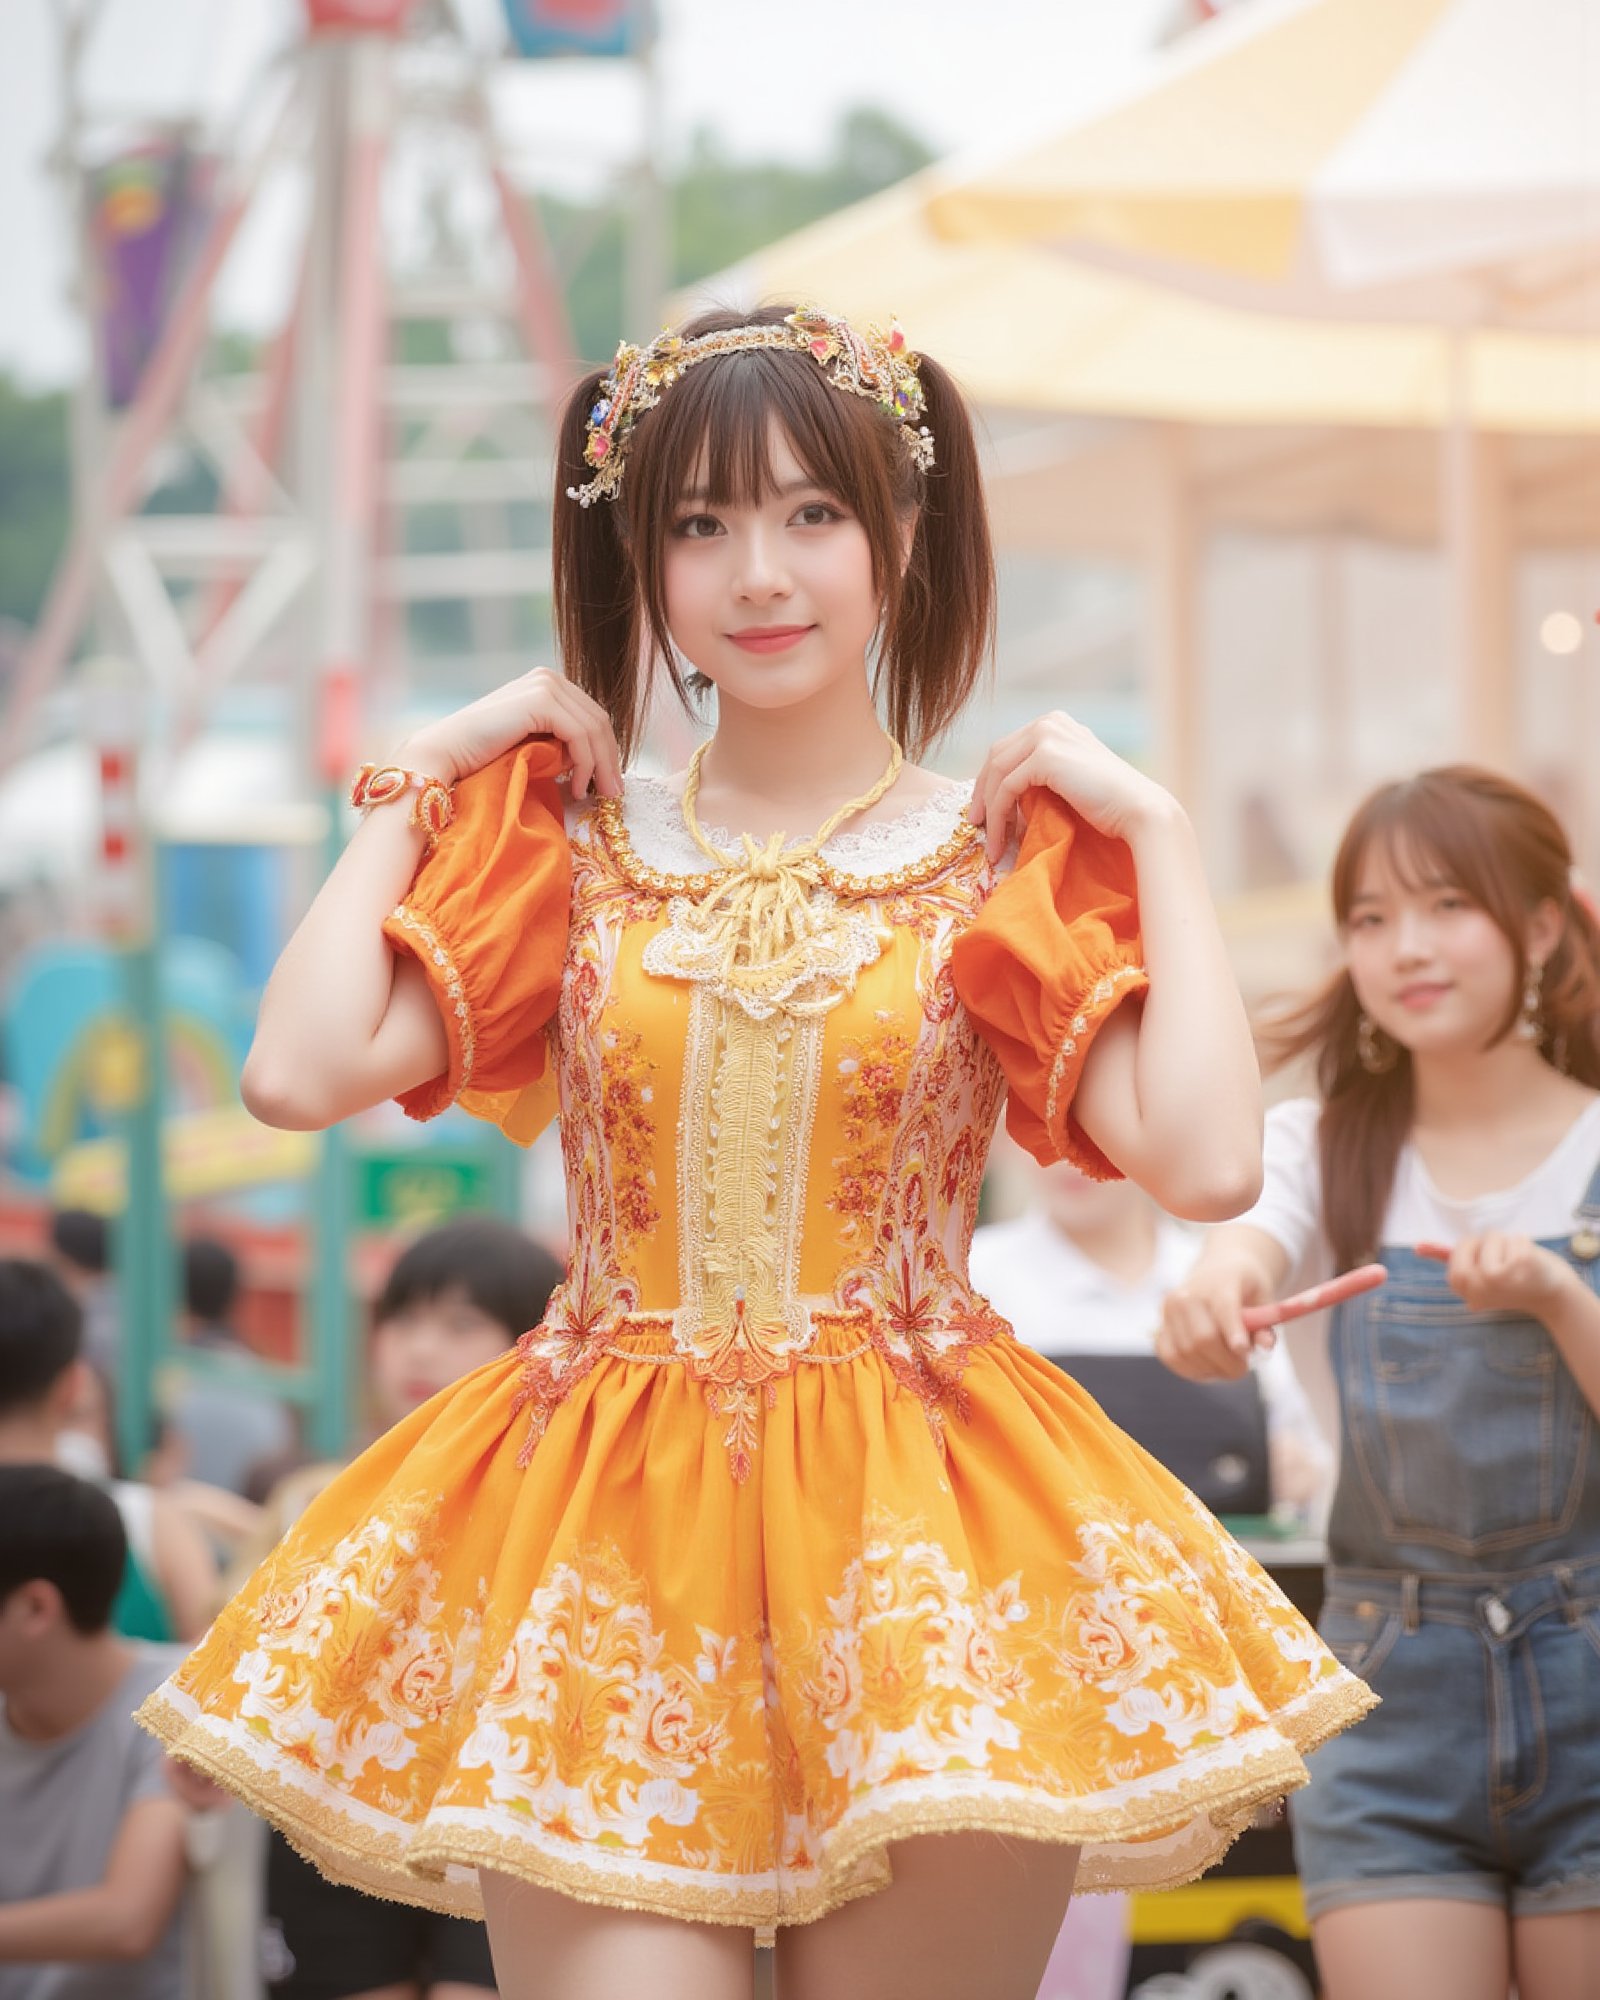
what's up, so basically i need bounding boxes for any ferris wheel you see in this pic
[7,0,658,790]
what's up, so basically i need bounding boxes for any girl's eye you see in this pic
[1349,912,1382,929]
[1435,892,1469,912]
[793,501,841,527]
[673,514,722,539]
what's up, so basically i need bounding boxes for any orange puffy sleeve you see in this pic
[951,787,1148,1179]
[381,737,570,1143]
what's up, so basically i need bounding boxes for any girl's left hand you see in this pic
[1417,1233,1577,1318]
[967,710,1175,862]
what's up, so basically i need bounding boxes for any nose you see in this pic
[1391,907,1430,963]
[731,522,792,602]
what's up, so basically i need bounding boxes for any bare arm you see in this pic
[238,808,445,1128]
[970,712,1262,1220]
[0,1796,188,1962]
[149,1490,223,1641]
[242,670,621,1131]
[1071,800,1263,1219]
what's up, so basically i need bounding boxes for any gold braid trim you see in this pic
[594,797,982,903]
[1043,963,1148,1156]
[139,1673,1375,1930]
[387,905,477,1103]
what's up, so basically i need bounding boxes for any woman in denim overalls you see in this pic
[1161,768,1600,2000]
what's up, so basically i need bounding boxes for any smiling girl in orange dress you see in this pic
[139,304,1373,2000]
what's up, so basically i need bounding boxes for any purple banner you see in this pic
[502,0,640,58]
[90,144,214,409]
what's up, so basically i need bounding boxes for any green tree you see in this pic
[0,380,70,627]
[0,108,934,640]
[543,105,935,363]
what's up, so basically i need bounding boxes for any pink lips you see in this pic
[1396,983,1451,1010]
[726,625,813,654]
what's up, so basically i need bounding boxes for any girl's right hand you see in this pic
[394,668,623,797]
[1157,1258,1270,1381]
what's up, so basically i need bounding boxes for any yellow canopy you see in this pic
[925,0,1451,281]
[923,0,1600,336]
[681,172,1600,435]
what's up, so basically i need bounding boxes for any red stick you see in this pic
[1241,1262,1387,1333]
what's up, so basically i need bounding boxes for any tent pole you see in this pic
[1444,331,1516,769]
[1151,423,1204,824]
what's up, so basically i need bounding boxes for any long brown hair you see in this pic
[1261,766,1600,1270]
[551,302,995,764]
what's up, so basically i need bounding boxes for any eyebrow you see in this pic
[675,478,828,504]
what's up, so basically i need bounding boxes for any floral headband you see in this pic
[565,305,936,508]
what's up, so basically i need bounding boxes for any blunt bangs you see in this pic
[1331,769,1559,956]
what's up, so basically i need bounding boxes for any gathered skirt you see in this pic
[138,1318,1374,1927]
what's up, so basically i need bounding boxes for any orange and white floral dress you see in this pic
[139,739,1373,1928]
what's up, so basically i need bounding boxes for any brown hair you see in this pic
[551,302,995,763]
[1261,766,1600,1270]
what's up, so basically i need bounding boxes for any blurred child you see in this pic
[1161,768,1600,2000]
[45,1209,118,1378]
[0,1260,216,1644]
[972,1151,1331,1518]
[0,1464,194,1999]
[161,1237,295,1498]
[257,1215,561,2000]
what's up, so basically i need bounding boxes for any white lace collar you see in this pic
[576,772,978,880]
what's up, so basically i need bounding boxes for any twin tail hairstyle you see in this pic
[552,302,996,765]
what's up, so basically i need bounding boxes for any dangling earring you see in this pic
[1517,959,1546,1044]
[1357,1013,1396,1075]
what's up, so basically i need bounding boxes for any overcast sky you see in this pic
[0,0,1174,386]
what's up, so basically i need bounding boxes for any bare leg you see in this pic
[774,1834,1079,2000]
[429,1985,496,2000]
[1512,1910,1600,2000]
[479,1869,753,2000]
[1312,1899,1511,2000]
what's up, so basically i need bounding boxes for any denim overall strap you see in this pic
[1326,1161,1600,1577]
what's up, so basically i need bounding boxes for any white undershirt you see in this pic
[967,1208,1327,1475]
[1240,1094,1600,1447]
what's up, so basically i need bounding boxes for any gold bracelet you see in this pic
[350,763,455,845]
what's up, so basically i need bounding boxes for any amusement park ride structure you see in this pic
[7,0,638,1462]
[10,0,584,783]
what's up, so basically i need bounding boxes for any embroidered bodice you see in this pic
[385,740,1148,1479]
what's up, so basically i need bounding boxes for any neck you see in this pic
[1048,1204,1159,1286]
[1409,1038,1566,1131]
[4,1633,132,1743]
[699,671,895,822]
[0,1413,60,1464]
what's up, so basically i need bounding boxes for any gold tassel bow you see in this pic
[641,742,904,1020]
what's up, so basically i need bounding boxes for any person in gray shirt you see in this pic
[0,1465,192,2000]
[162,1236,294,1497]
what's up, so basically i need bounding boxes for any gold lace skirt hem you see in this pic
[139,1673,1374,1930]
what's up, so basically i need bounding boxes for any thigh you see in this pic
[478,1867,753,2000]
[774,1834,1078,2000]
[1313,1898,1510,2000]
[1512,1910,1600,2000]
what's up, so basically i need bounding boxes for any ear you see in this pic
[8,1579,66,1640]
[48,1357,93,1424]
[1528,897,1565,969]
